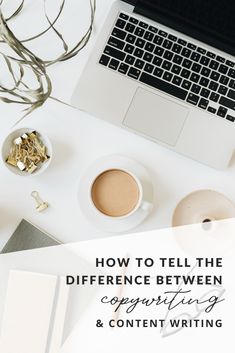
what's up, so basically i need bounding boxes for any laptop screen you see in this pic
[135,0,235,56]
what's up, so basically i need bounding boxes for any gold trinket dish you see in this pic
[2,128,52,176]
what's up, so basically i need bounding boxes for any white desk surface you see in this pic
[0,0,235,249]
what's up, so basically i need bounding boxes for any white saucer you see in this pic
[77,155,154,233]
[172,189,235,227]
[172,190,235,256]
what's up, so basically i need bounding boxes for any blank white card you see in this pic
[0,270,68,353]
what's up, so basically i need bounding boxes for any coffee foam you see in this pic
[91,169,140,217]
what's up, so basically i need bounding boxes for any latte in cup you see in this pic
[91,169,140,217]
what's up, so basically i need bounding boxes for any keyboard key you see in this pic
[126,23,135,33]
[159,30,168,37]
[109,58,119,70]
[219,75,229,85]
[163,72,173,82]
[226,60,234,67]
[153,56,163,66]
[118,63,129,74]
[192,63,202,73]
[191,52,201,62]
[182,80,191,89]
[99,55,110,66]
[162,60,172,70]
[226,115,235,122]
[112,27,126,40]
[187,43,196,50]
[201,67,211,77]
[187,93,199,105]
[124,44,134,54]
[171,64,181,74]
[229,79,235,89]
[154,46,164,56]
[182,59,192,69]
[143,52,153,62]
[104,46,125,61]
[168,34,177,41]
[163,51,173,60]
[218,83,229,94]
[154,35,163,45]
[172,75,182,86]
[128,67,141,79]
[208,106,216,113]
[125,55,135,65]
[182,48,191,58]
[198,98,209,109]
[201,88,210,98]
[144,31,154,41]
[200,56,210,66]
[190,73,200,83]
[163,39,173,49]
[134,59,144,69]
[216,55,225,63]
[108,36,125,50]
[126,34,136,44]
[209,60,219,70]
[173,54,183,64]
[140,72,187,100]
[136,38,145,48]
[119,13,129,20]
[210,71,220,81]
[199,77,209,87]
[181,69,190,78]
[207,51,216,59]
[228,89,235,100]
[209,81,219,91]
[145,42,155,52]
[172,44,182,53]
[116,19,126,29]
[153,67,163,77]
[191,84,201,94]
[210,92,219,102]
[178,38,187,46]
[133,48,144,58]
[129,17,138,25]
[218,64,228,74]
[217,106,227,117]
[218,85,228,95]
[134,27,145,37]
[149,26,158,33]
[219,96,235,110]
[139,21,148,29]
[197,47,206,54]
[228,68,235,78]
[144,63,154,73]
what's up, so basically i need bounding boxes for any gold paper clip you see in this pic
[31,191,49,212]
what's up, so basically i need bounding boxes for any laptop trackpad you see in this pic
[123,88,189,146]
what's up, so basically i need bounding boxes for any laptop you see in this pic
[72,0,235,169]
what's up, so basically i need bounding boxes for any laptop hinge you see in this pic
[134,0,171,25]
[133,1,187,36]
[122,0,138,6]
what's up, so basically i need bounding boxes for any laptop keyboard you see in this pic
[99,12,235,123]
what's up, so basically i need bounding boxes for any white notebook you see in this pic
[0,270,69,353]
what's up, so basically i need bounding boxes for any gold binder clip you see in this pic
[31,191,49,212]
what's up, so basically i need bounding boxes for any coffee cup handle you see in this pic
[140,200,153,212]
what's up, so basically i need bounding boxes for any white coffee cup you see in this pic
[90,168,152,219]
